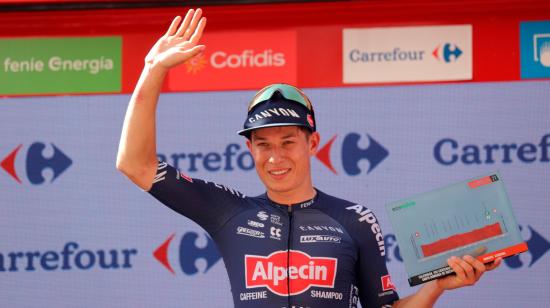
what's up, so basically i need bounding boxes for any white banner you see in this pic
[343,25,472,83]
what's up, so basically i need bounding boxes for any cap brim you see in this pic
[237,123,312,137]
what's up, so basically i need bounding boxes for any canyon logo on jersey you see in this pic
[244,250,337,296]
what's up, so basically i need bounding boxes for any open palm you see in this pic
[145,8,206,69]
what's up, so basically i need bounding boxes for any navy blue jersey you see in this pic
[149,161,399,308]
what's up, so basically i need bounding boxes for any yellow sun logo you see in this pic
[184,54,207,74]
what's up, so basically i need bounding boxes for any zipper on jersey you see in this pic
[286,205,293,307]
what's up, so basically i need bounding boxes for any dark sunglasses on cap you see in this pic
[247,83,314,113]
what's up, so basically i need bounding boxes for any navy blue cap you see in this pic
[238,88,316,139]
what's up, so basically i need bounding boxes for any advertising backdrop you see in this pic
[1,81,549,307]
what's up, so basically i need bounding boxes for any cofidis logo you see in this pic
[169,30,296,91]
[520,21,550,79]
[1,142,72,184]
[343,25,472,84]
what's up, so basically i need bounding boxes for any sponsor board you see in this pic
[343,25,472,83]
[0,37,121,95]
[168,30,296,91]
[520,21,550,79]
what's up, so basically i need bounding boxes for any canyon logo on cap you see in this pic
[238,84,316,139]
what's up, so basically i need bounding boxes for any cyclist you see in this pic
[116,8,501,308]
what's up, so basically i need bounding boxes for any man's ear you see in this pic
[309,132,320,155]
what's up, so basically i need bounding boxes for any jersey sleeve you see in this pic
[147,161,247,235]
[347,206,400,307]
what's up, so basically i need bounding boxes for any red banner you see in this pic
[168,31,297,92]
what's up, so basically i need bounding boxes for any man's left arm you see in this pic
[393,255,502,307]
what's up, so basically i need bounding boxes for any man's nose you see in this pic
[268,147,284,164]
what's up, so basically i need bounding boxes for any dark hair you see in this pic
[298,126,313,140]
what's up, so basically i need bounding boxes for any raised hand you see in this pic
[145,8,206,70]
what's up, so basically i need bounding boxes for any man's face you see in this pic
[246,126,319,198]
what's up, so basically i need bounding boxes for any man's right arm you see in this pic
[116,9,206,190]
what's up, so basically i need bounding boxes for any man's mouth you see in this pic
[269,169,290,176]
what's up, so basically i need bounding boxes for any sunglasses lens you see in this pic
[248,84,311,112]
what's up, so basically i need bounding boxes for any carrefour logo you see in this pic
[432,43,462,62]
[0,242,138,272]
[158,133,389,175]
[153,232,221,275]
[315,133,389,175]
[157,143,254,173]
[434,134,550,165]
[384,224,548,270]
[348,42,462,64]
[1,142,72,184]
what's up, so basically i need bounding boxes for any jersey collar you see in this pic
[261,188,320,211]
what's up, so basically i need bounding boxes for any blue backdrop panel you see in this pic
[1,81,548,307]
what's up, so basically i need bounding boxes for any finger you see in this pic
[448,257,467,281]
[457,256,476,283]
[165,16,182,36]
[175,9,194,37]
[189,17,207,45]
[486,257,502,271]
[179,45,206,60]
[183,8,203,40]
[464,255,486,280]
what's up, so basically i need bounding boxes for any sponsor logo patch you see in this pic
[381,274,396,292]
[270,227,282,240]
[299,225,344,234]
[245,250,337,296]
[346,205,386,256]
[300,235,341,244]
[248,220,265,228]
[270,214,283,226]
[237,227,266,238]
[257,211,269,221]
